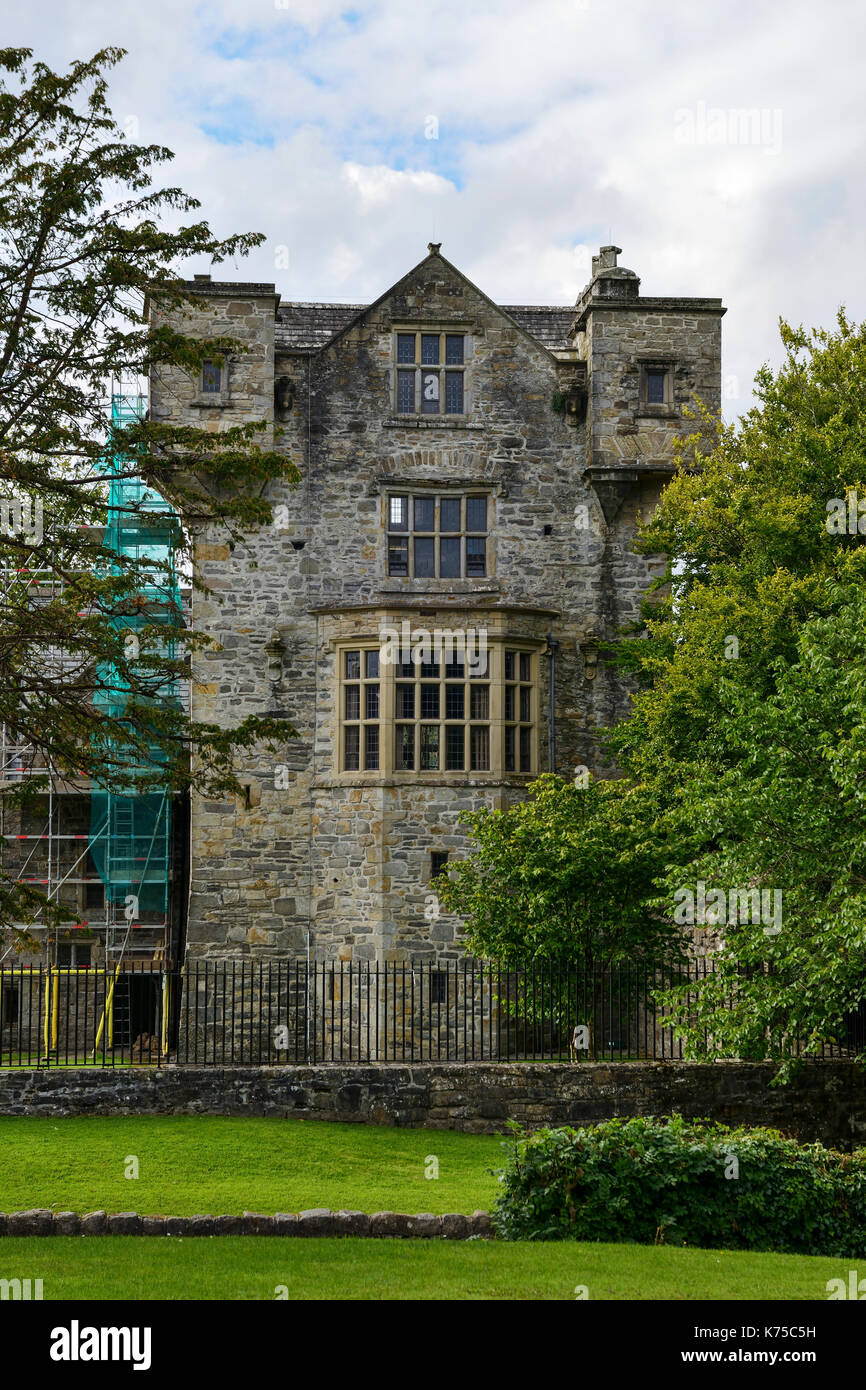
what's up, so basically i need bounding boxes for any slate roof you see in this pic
[274,301,577,353]
[275,302,367,351]
[499,306,576,348]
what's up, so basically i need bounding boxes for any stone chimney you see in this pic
[570,245,640,339]
[591,244,621,277]
[584,245,640,302]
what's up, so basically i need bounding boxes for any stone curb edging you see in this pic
[0,1209,493,1239]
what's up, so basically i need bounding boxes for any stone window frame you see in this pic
[82,877,105,913]
[55,940,93,969]
[191,354,234,408]
[386,490,490,580]
[430,850,450,880]
[335,637,540,781]
[637,358,678,417]
[341,647,382,772]
[430,970,449,1004]
[0,983,19,1029]
[391,325,474,419]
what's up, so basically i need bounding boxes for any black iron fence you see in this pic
[1,958,864,1068]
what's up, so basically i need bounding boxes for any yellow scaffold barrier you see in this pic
[160,973,170,1056]
[42,967,57,1055]
[92,962,122,1058]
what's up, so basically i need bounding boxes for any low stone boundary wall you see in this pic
[0,1060,864,1148]
[0,1209,491,1239]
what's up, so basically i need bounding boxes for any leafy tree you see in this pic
[435,773,682,969]
[0,46,299,939]
[606,314,866,1070]
[439,315,866,1072]
[435,775,685,1056]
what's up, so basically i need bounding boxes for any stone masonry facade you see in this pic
[148,245,724,968]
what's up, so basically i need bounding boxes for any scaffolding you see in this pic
[0,393,182,971]
[89,393,181,960]
[0,520,102,961]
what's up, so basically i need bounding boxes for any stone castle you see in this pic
[149,243,724,969]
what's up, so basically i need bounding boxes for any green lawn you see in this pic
[0,1235,845,1300]
[0,1115,502,1215]
[0,1117,852,1300]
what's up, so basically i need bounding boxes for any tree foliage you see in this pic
[0,47,299,936]
[434,774,683,969]
[442,313,866,1071]
[610,313,866,1068]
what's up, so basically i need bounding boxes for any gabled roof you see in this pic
[274,248,577,356]
[275,301,576,352]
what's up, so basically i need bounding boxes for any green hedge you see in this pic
[492,1115,866,1256]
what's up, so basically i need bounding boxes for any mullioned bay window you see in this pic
[339,643,537,777]
[342,648,381,771]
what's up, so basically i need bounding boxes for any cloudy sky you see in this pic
[4,0,865,420]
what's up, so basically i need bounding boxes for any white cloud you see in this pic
[326,240,363,285]
[343,163,454,212]
[3,0,866,418]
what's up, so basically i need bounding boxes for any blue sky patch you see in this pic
[198,96,276,147]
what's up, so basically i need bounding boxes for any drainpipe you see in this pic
[546,635,559,773]
[306,930,311,1064]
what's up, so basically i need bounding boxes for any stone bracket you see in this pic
[586,463,677,524]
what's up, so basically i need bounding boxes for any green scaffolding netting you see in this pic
[89,395,180,915]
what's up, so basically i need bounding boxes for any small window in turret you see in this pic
[646,370,666,403]
[202,360,221,393]
[640,364,672,409]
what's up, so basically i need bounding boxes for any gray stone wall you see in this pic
[1,1061,862,1149]
[148,247,724,966]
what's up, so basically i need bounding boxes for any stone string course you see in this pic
[0,1210,492,1239]
[0,1061,864,1148]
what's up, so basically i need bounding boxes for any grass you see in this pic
[0,1116,852,1301]
[0,1236,846,1300]
[0,1115,502,1215]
